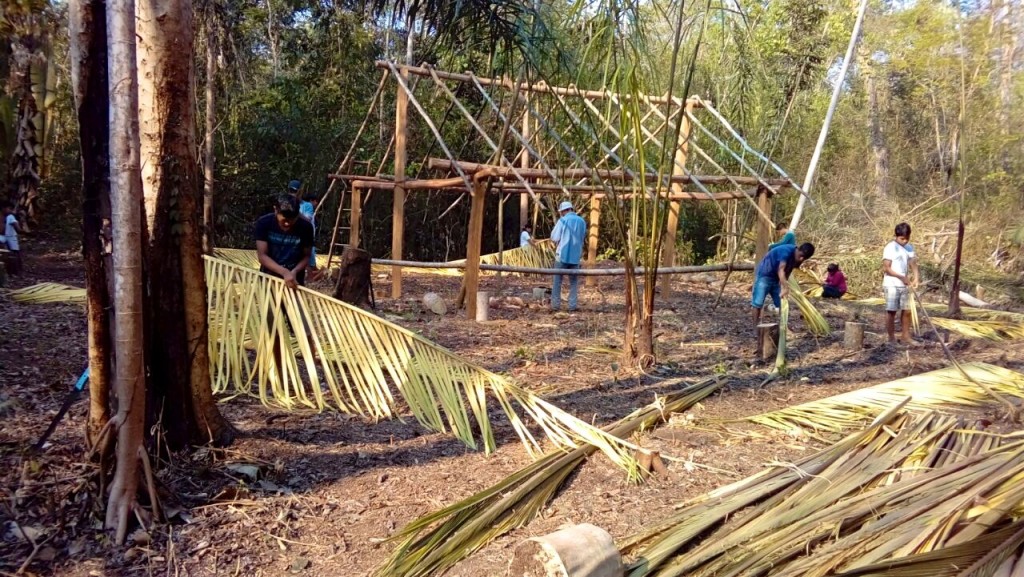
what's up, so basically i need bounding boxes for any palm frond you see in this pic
[788,277,831,335]
[854,298,1024,323]
[6,282,86,304]
[377,377,725,577]
[205,256,637,471]
[745,363,1024,436]
[929,317,1024,341]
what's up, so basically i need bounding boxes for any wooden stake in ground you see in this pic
[758,323,779,361]
[844,321,866,351]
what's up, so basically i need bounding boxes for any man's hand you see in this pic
[780,285,790,300]
[283,271,298,290]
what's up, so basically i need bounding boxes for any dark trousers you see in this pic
[822,285,845,299]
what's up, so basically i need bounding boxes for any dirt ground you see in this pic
[2,243,1024,577]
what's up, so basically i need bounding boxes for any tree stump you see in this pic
[507,524,622,577]
[758,323,779,361]
[333,246,372,307]
[844,321,865,351]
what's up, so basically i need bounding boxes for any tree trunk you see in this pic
[69,0,113,447]
[333,245,372,307]
[105,0,146,543]
[136,0,233,449]
[996,0,1018,176]
[862,45,890,198]
[202,5,215,254]
[9,35,39,226]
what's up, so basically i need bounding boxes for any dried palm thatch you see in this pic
[6,282,87,304]
[930,317,1024,341]
[623,407,1024,577]
[787,277,831,336]
[205,256,637,470]
[745,363,1024,436]
[376,376,725,577]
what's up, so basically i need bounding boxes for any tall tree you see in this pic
[136,0,234,448]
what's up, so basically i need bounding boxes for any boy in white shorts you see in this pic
[882,222,919,344]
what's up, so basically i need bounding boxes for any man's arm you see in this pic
[256,240,292,278]
[291,247,311,275]
[777,261,790,298]
[550,219,564,243]
[882,259,909,284]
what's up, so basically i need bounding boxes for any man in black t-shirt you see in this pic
[255,194,315,288]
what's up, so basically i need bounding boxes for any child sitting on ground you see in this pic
[822,263,847,298]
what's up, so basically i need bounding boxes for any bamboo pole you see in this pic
[376,61,704,106]
[586,197,602,287]
[520,95,531,230]
[465,179,487,319]
[371,259,751,276]
[348,177,761,200]
[660,107,692,298]
[789,0,870,231]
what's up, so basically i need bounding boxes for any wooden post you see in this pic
[660,108,691,298]
[475,291,490,322]
[465,179,486,320]
[586,196,601,287]
[754,186,772,265]
[519,97,531,230]
[349,186,362,248]
[844,321,865,351]
[660,200,681,296]
[392,66,409,298]
[333,246,372,307]
[758,323,779,361]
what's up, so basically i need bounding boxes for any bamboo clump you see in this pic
[204,256,636,471]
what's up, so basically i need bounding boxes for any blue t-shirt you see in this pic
[550,212,587,265]
[254,213,314,275]
[769,231,796,250]
[756,244,797,279]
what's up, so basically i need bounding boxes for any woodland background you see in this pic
[2,0,1022,267]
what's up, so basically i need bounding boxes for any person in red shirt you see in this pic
[822,263,847,299]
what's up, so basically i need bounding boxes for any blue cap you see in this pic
[287,179,302,191]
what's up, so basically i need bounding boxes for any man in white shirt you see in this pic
[550,201,587,311]
[2,201,22,274]
[882,222,919,344]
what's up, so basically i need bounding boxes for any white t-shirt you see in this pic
[4,214,18,251]
[882,240,914,287]
[519,230,532,248]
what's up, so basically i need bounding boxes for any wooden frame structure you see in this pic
[325,62,803,319]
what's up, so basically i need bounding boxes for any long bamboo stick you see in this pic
[369,259,751,276]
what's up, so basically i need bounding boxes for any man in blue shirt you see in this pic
[752,241,815,356]
[255,194,315,288]
[550,201,588,312]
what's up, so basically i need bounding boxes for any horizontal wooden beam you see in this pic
[428,159,793,189]
[346,178,758,201]
[371,259,753,276]
[376,61,704,107]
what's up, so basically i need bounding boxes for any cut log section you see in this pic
[844,321,865,351]
[333,246,372,307]
[758,323,779,361]
[508,524,623,577]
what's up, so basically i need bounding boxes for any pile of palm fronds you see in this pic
[6,282,86,304]
[376,376,725,577]
[854,297,1024,341]
[621,404,1024,577]
[205,256,635,470]
[745,362,1024,436]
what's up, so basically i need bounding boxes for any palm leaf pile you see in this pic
[5,282,87,304]
[745,362,1024,436]
[621,403,1024,577]
[204,256,636,470]
[375,376,725,577]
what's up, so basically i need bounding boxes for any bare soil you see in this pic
[2,246,1023,576]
